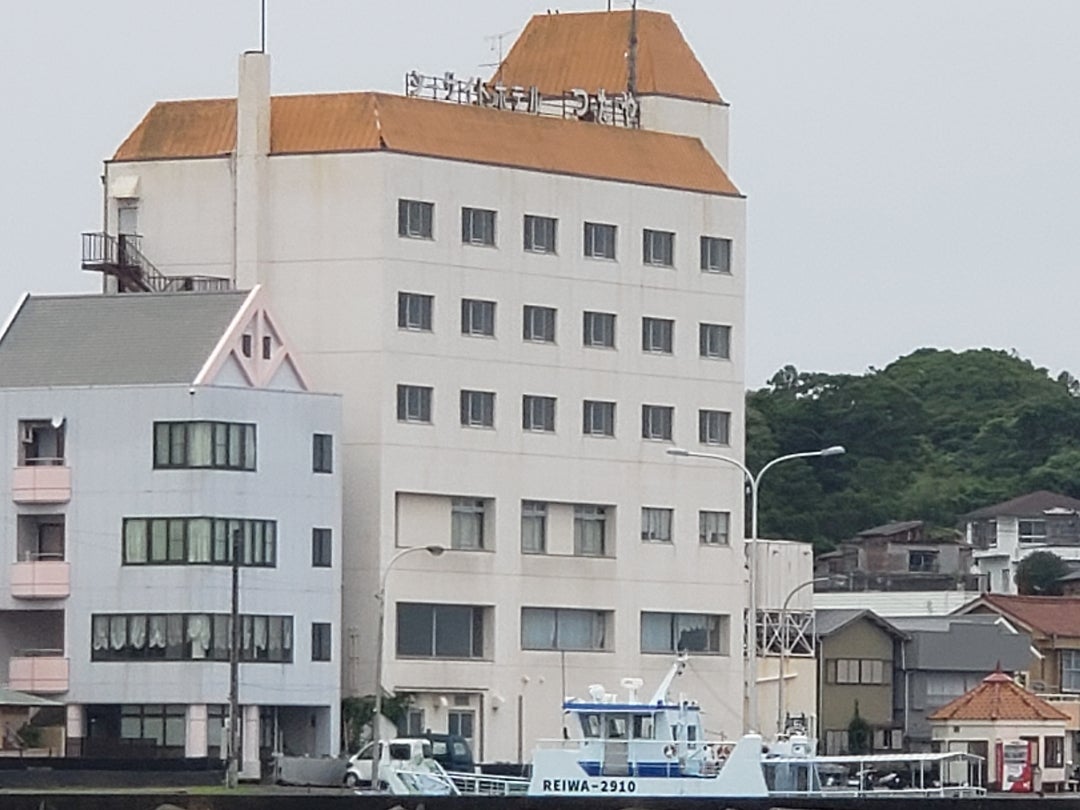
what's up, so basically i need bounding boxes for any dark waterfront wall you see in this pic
[0,795,1063,810]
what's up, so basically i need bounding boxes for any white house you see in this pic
[0,288,342,774]
[89,8,759,758]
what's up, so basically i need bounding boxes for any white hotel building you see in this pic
[91,9,751,760]
[0,288,342,771]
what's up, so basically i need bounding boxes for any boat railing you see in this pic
[446,770,531,796]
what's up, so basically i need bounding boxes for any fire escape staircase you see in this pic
[81,233,233,293]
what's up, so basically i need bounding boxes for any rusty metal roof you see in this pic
[494,10,722,104]
[112,92,740,196]
[929,669,1069,722]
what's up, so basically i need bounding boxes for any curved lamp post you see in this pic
[372,545,446,739]
[776,576,831,734]
[667,445,845,733]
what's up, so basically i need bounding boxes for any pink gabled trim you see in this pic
[193,285,311,391]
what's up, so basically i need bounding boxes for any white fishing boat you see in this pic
[527,656,769,797]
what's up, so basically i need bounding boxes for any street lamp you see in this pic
[666,445,845,733]
[776,576,831,735]
[372,545,446,741]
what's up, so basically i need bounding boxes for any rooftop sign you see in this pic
[404,71,640,129]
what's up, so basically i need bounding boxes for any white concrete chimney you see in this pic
[234,51,270,291]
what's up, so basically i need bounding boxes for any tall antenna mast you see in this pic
[627,0,638,96]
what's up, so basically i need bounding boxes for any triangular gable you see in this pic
[194,285,312,391]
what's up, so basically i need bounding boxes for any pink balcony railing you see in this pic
[10,560,70,599]
[12,465,71,503]
[8,652,69,694]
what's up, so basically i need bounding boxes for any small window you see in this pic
[312,433,333,473]
[521,501,547,554]
[524,215,557,254]
[398,292,433,331]
[698,410,730,446]
[311,623,332,662]
[521,607,610,651]
[241,334,253,358]
[699,323,731,359]
[583,400,615,437]
[699,511,730,546]
[523,395,556,432]
[641,612,728,654]
[397,385,433,424]
[461,299,496,337]
[642,317,674,354]
[398,199,434,239]
[700,236,732,273]
[261,336,272,360]
[451,498,487,550]
[642,405,674,441]
[574,505,609,557]
[584,222,617,260]
[523,305,556,343]
[461,207,496,246]
[583,311,616,348]
[643,229,675,267]
[312,528,332,567]
[460,390,495,428]
[641,508,673,543]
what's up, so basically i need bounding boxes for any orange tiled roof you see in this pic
[929,670,1069,722]
[967,594,1080,638]
[494,10,722,104]
[112,92,739,196]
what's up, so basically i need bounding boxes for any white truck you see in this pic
[344,738,458,794]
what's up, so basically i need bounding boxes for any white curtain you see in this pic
[129,615,147,650]
[109,615,127,650]
[149,616,167,649]
[187,519,211,563]
[190,423,212,466]
[188,614,211,659]
[124,521,147,563]
[253,616,268,653]
[521,608,556,650]
[92,616,110,651]
[559,610,605,650]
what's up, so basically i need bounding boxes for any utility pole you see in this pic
[226,529,242,788]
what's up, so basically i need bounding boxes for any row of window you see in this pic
[399,387,731,443]
[825,658,891,685]
[400,293,732,358]
[396,604,731,657]
[90,614,306,663]
[151,422,335,475]
[121,518,336,570]
[399,200,734,273]
[449,499,730,555]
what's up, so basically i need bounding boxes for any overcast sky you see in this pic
[3,1,1077,386]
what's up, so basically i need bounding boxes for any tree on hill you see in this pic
[1015,551,1070,596]
[747,349,1080,551]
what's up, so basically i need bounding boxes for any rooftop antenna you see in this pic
[627,0,638,96]
[480,29,516,82]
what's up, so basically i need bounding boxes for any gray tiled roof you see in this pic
[962,490,1080,520]
[814,607,907,640]
[0,291,248,387]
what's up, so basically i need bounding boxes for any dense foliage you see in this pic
[1015,551,1069,595]
[747,348,1080,551]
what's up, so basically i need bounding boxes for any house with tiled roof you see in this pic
[929,669,1069,791]
[965,491,1080,594]
[80,7,760,760]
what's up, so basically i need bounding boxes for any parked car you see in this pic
[419,733,475,773]
[344,738,456,794]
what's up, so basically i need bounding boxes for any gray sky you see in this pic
[3,1,1077,386]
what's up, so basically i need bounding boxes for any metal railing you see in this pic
[81,232,233,294]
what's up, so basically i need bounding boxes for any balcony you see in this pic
[12,464,71,504]
[8,651,69,694]
[1039,693,1080,731]
[11,559,70,599]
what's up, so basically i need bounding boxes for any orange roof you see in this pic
[929,670,1069,723]
[494,10,722,104]
[112,92,739,196]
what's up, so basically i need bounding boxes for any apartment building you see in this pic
[91,9,750,758]
[0,289,341,772]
